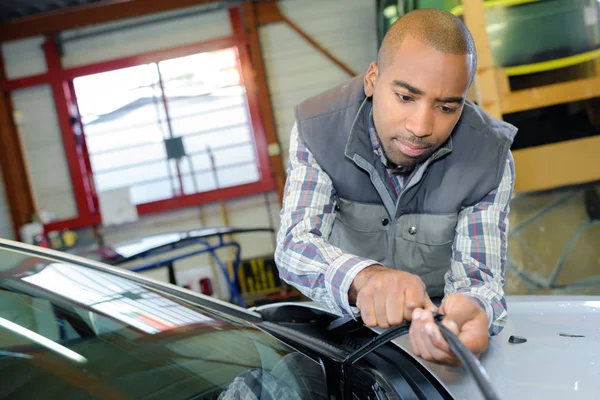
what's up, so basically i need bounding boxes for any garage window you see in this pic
[73,48,262,207]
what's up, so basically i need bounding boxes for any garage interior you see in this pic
[0,0,599,308]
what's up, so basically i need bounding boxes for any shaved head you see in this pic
[378,9,476,79]
[363,8,477,168]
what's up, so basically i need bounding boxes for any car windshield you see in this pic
[0,246,327,399]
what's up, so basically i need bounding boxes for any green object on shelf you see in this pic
[484,0,600,67]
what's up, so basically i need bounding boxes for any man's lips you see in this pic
[393,139,429,157]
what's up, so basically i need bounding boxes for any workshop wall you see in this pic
[1,36,47,79]
[3,36,78,221]
[11,85,78,221]
[260,0,377,166]
[0,4,281,299]
[59,4,231,67]
[0,1,379,298]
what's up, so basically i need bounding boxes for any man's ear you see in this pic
[364,62,379,97]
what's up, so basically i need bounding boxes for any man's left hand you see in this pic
[408,293,489,366]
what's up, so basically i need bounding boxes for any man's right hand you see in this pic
[349,265,436,328]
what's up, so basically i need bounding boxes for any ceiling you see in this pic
[0,0,105,24]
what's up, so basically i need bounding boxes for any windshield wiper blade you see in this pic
[436,320,500,400]
[342,312,501,400]
[343,320,413,365]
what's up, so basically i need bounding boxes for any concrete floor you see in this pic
[505,182,600,296]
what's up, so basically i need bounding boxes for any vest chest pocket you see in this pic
[393,213,458,280]
[328,198,389,264]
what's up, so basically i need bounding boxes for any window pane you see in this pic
[72,47,265,209]
[94,161,169,192]
[91,143,166,172]
[158,49,240,98]
[169,105,248,137]
[192,172,218,193]
[217,164,260,188]
[213,144,256,167]
[74,64,160,123]
[183,125,251,154]
[188,153,212,173]
[130,179,173,204]
[165,89,245,120]
[84,110,166,154]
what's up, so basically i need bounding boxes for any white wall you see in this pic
[61,4,232,67]
[0,36,48,237]
[260,0,378,166]
[10,85,78,220]
[1,36,47,79]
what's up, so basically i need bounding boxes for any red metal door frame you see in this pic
[42,37,102,231]
[3,7,275,233]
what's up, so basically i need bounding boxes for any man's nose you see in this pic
[405,105,433,138]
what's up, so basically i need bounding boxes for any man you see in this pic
[275,8,517,366]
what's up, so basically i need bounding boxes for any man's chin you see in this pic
[389,153,427,169]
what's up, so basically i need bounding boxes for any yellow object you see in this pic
[450,0,541,17]
[504,49,600,76]
[501,76,600,114]
[62,231,78,248]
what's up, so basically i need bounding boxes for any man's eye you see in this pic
[397,94,413,102]
[439,105,458,114]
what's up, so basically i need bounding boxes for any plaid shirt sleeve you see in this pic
[275,123,378,317]
[446,153,516,336]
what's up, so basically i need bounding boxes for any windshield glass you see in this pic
[0,247,327,399]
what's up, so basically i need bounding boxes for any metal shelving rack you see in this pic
[462,0,600,193]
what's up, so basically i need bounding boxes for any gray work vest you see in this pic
[295,75,517,296]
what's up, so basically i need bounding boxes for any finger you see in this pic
[386,289,404,325]
[373,290,390,329]
[414,309,434,361]
[441,317,460,336]
[424,295,437,312]
[408,309,421,357]
[422,322,453,363]
[404,287,426,317]
[440,294,478,330]
[428,322,452,354]
[357,293,377,327]
[456,324,489,356]
[409,325,420,356]
[425,322,459,365]
[409,308,423,356]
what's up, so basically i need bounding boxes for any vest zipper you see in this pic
[388,165,423,264]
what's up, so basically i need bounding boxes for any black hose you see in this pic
[435,321,501,400]
[341,313,501,400]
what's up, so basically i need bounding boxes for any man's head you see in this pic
[364,8,476,168]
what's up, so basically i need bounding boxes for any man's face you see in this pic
[364,35,473,167]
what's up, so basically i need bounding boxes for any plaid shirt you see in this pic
[275,115,515,336]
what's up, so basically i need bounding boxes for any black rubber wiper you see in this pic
[343,312,501,400]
